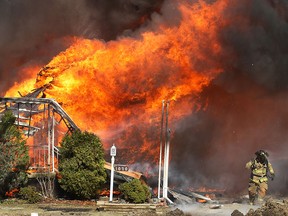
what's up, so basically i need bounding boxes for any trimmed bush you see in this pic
[58,130,106,199]
[18,186,42,203]
[119,179,151,203]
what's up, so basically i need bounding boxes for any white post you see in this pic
[109,144,116,202]
[158,100,165,199]
[163,101,170,200]
[163,152,167,197]
[163,128,170,199]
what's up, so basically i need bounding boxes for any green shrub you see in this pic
[0,111,29,198]
[58,130,106,199]
[119,179,151,203]
[18,186,42,203]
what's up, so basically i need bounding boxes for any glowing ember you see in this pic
[5,188,19,198]
[99,189,120,196]
[196,198,207,203]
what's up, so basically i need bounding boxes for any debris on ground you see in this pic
[231,209,244,216]
[135,208,184,216]
[209,204,222,209]
[166,208,185,216]
[232,199,288,216]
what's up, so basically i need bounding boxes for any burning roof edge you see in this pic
[0,97,79,132]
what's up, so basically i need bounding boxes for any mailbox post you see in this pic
[109,144,116,202]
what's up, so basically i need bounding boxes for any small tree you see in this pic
[119,179,151,203]
[0,111,29,198]
[58,130,106,199]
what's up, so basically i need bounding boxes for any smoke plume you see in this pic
[171,0,288,194]
[1,0,288,196]
[0,0,163,95]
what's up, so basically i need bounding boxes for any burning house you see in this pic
[1,0,288,202]
[0,92,145,188]
[0,95,77,174]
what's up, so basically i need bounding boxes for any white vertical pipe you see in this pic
[164,128,170,198]
[163,148,167,198]
[163,101,170,199]
[158,100,165,199]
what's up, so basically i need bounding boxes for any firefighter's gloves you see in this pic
[271,173,275,181]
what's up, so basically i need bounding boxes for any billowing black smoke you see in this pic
[1,0,288,196]
[171,0,288,195]
[0,0,163,95]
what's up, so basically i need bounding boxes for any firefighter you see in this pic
[245,150,275,205]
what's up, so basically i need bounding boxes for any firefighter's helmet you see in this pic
[255,150,269,164]
[255,150,269,157]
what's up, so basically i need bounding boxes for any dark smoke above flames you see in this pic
[1,0,288,195]
[171,0,288,194]
[0,0,163,94]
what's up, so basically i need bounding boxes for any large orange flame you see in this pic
[4,0,229,164]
